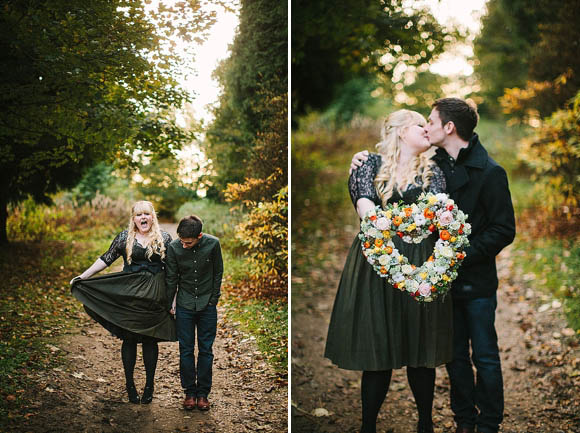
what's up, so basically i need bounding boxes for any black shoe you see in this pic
[418,422,434,433]
[126,384,140,404]
[141,385,154,404]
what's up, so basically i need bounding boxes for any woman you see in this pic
[70,200,176,404]
[324,110,451,433]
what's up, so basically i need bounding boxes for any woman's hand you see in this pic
[169,295,177,316]
[70,276,82,285]
[349,150,369,174]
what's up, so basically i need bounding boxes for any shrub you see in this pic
[232,186,287,284]
[516,91,580,212]
[7,194,128,242]
[174,199,243,248]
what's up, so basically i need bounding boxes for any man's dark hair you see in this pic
[177,215,203,238]
[432,98,479,141]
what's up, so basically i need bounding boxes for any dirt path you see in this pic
[291,226,580,432]
[14,224,287,432]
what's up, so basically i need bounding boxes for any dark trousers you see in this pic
[176,304,217,398]
[446,295,503,433]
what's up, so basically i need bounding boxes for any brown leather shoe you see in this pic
[197,396,210,411]
[455,427,475,433]
[183,395,196,410]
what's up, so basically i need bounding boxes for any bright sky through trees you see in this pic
[182,5,239,122]
[421,0,488,77]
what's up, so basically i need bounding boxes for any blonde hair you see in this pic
[125,200,166,264]
[374,109,435,207]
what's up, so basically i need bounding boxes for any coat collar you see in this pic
[434,133,487,168]
[456,133,488,168]
[433,133,488,193]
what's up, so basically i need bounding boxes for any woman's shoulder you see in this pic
[115,230,129,241]
[161,230,173,242]
[367,152,381,164]
[354,152,381,174]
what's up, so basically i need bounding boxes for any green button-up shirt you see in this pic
[165,234,223,312]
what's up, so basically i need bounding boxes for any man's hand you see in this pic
[349,150,370,174]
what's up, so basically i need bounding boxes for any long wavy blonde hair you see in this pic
[374,109,436,208]
[126,200,166,264]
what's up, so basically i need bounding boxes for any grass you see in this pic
[0,236,113,426]
[222,296,288,377]
[511,236,580,331]
[221,251,288,377]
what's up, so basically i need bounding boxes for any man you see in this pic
[166,215,224,411]
[350,98,516,433]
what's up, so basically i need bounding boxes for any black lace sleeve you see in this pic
[348,153,381,208]
[100,230,127,266]
[428,163,447,194]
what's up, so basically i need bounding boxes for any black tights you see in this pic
[121,340,158,388]
[360,367,435,433]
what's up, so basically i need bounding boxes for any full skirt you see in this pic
[324,233,453,370]
[71,270,177,342]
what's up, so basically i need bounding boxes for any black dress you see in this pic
[71,230,177,342]
[324,153,453,370]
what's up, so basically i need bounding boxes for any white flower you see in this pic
[430,276,440,284]
[435,193,448,202]
[378,255,390,266]
[402,264,414,275]
[375,217,390,231]
[439,246,454,258]
[407,279,419,290]
[393,273,405,282]
[419,283,432,297]
[439,211,454,226]
[413,214,426,226]
[450,221,461,230]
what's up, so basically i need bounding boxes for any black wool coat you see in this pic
[433,133,516,300]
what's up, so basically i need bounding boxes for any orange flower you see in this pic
[375,238,384,247]
[428,224,436,232]
[423,208,435,219]
[392,216,403,226]
[404,207,413,217]
[385,246,393,254]
[370,215,377,221]
[427,255,434,262]
[431,286,436,292]
[456,252,465,260]
[380,267,388,274]
[440,230,451,241]
[363,241,371,249]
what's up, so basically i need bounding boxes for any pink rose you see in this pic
[439,211,454,226]
[375,217,390,231]
[418,283,432,297]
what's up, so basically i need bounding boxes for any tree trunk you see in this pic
[0,195,8,244]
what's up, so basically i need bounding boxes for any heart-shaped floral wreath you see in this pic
[359,192,471,302]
